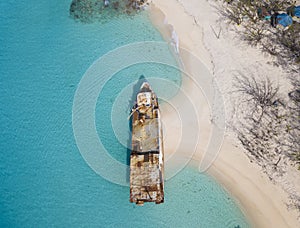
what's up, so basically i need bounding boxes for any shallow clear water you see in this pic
[0,0,249,227]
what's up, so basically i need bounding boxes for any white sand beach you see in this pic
[149,0,300,227]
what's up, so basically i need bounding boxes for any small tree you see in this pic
[234,74,279,122]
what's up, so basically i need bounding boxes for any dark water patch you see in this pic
[70,0,149,23]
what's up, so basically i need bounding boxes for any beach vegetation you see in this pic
[218,0,300,170]
[233,74,300,171]
[219,0,300,68]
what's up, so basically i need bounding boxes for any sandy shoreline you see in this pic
[149,0,300,227]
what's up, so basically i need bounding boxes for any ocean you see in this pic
[0,0,249,227]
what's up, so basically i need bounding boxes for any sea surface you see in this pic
[0,0,249,227]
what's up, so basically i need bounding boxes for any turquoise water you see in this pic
[0,0,249,227]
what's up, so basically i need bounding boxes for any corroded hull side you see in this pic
[129,83,164,205]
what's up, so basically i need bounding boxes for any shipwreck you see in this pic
[129,82,164,205]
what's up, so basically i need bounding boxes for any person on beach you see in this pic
[271,12,279,27]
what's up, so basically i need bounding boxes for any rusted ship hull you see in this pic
[129,82,164,205]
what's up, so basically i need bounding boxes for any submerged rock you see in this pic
[69,0,149,23]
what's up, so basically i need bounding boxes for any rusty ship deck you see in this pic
[129,82,164,205]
